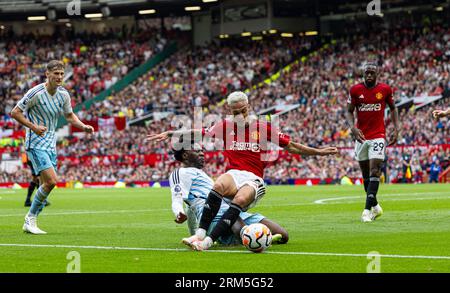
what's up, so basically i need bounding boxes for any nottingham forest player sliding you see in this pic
[147,91,338,250]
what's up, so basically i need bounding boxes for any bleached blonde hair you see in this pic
[227,91,248,105]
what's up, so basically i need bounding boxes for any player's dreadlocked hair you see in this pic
[171,136,197,162]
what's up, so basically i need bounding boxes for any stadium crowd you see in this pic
[0,27,169,120]
[1,23,449,184]
[76,37,317,119]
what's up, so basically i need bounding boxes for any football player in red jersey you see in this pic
[346,62,399,222]
[147,91,338,250]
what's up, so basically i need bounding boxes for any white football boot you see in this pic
[191,237,213,251]
[371,204,383,221]
[361,209,372,222]
[23,214,47,234]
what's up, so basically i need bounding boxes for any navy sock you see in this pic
[26,181,37,201]
[363,177,370,193]
[365,177,380,210]
[199,189,223,231]
[209,203,242,242]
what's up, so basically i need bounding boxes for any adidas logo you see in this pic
[359,95,364,99]
[224,219,231,226]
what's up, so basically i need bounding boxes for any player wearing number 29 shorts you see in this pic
[354,138,386,161]
[346,62,400,223]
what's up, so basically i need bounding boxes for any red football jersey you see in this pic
[202,119,291,178]
[348,82,394,140]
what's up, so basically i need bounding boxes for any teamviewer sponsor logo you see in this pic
[230,141,261,152]
[358,103,381,111]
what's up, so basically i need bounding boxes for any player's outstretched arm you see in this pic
[65,112,94,133]
[284,141,338,156]
[432,108,450,119]
[146,129,203,142]
[10,106,47,136]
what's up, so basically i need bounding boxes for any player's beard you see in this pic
[364,78,376,88]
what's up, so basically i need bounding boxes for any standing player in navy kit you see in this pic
[346,62,400,222]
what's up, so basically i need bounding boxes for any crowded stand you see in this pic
[0,27,170,119]
[1,22,449,186]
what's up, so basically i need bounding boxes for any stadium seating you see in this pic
[1,24,448,185]
[0,28,169,120]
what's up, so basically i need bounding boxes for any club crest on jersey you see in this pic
[376,92,383,100]
[251,131,260,140]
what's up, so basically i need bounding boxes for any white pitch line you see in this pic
[314,192,449,204]
[314,196,361,204]
[0,243,449,260]
[0,191,15,194]
[0,208,170,217]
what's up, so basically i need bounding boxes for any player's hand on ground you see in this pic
[432,110,445,120]
[83,125,95,134]
[350,127,365,143]
[174,212,187,224]
[146,131,171,142]
[31,124,47,136]
[388,129,398,146]
[319,147,339,156]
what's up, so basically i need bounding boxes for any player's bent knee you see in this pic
[370,169,381,177]
[232,196,250,210]
[45,178,58,190]
[212,182,226,195]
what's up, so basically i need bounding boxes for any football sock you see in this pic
[363,177,370,193]
[36,200,48,216]
[199,189,223,231]
[26,181,38,202]
[28,186,49,217]
[365,177,380,210]
[209,203,243,242]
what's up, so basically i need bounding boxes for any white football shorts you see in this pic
[354,138,386,161]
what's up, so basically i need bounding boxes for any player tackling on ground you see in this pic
[10,60,94,234]
[147,91,338,250]
[169,140,289,245]
[346,62,399,222]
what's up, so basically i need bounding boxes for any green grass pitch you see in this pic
[0,184,449,273]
